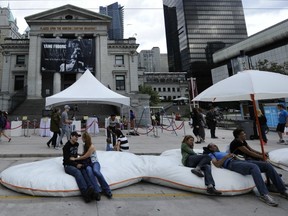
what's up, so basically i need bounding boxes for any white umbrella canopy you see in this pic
[193,70,288,102]
[193,69,288,159]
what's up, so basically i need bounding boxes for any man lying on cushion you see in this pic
[204,143,288,207]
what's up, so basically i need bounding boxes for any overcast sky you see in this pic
[1,0,288,53]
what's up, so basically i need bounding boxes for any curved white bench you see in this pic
[0,149,256,197]
[269,148,288,171]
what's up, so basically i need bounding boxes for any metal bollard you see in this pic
[24,120,30,137]
[33,119,37,135]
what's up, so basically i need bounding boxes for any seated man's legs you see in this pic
[249,160,287,193]
[229,160,269,195]
[64,165,94,201]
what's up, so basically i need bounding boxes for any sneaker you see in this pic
[259,194,278,207]
[84,186,94,203]
[195,141,201,144]
[211,136,218,139]
[207,186,222,195]
[92,192,101,201]
[191,169,204,177]
[104,191,113,199]
[280,190,288,199]
[277,139,285,144]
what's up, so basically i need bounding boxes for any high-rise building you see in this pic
[138,47,168,72]
[163,0,248,92]
[99,2,124,40]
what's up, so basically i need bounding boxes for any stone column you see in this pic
[53,72,61,94]
[1,52,11,92]
[27,34,42,98]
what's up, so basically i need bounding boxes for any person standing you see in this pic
[181,135,221,195]
[0,111,11,142]
[47,108,61,149]
[62,131,97,203]
[206,106,218,139]
[276,104,288,144]
[106,114,120,146]
[257,109,268,144]
[129,110,136,129]
[58,105,73,148]
[191,108,202,143]
[198,108,206,142]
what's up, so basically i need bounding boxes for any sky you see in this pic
[1,0,288,53]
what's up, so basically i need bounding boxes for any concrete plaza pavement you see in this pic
[0,121,288,216]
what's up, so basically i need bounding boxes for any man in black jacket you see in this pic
[63,131,94,203]
[206,106,218,138]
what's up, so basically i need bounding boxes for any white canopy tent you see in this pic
[45,70,130,107]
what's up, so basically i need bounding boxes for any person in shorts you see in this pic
[276,104,288,144]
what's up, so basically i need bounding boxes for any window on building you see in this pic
[154,88,157,91]
[177,88,180,92]
[14,75,24,90]
[115,75,125,90]
[158,87,161,92]
[16,55,25,65]
[163,88,166,92]
[115,55,124,65]
[172,87,175,92]
[168,87,171,92]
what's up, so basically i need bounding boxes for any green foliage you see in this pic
[139,84,160,106]
[256,59,288,74]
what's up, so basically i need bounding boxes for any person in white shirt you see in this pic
[106,114,120,146]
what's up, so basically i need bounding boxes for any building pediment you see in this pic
[25,4,111,25]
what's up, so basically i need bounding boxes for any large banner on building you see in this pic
[41,38,95,73]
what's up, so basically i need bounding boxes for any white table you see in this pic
[86,117,99,134]
[72,120,81,132]
[10,121,22,137]
[39,118,53,137]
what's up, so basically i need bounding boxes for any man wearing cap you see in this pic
[63,131,99,203]
[57,105,73,149]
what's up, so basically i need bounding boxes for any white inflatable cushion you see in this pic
[268,148,288,171]
[0,149,256,196]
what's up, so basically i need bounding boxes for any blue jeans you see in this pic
[107,127,116,146]
[84,166,101,193]
[58,125,71,146]
[228,159,286,195]
[90,161,111,193]
[106,144,113,151]
[64,165,92,196]
[186,154,215,186]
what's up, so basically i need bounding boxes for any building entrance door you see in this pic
[61,73,76,90]
[41,72,53,97]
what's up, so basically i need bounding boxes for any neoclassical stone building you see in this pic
[1,4,143,112]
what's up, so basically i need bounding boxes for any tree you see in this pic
[256,59,288,74]
[138,84,160,106]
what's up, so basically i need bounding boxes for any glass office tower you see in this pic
[163,0,248,92]
[100,2,124,40]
